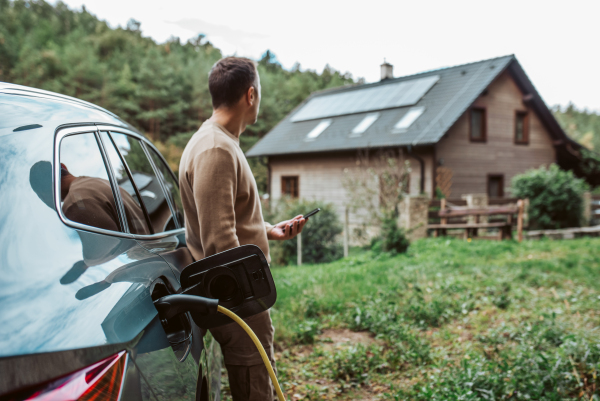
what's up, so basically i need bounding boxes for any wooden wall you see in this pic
[435,71,556,198]
[269,148,434,232]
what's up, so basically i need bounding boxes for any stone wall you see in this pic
[399,195,429,240]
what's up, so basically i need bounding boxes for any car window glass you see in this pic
[110,132,175,234]
[100,132,151,235]
[59,133,122,232]
[148,148,184,228]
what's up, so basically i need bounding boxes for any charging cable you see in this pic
[154,295,286,400]
[217,305,287,401]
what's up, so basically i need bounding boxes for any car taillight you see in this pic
[16,351,127,401]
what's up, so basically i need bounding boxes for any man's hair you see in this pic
[208,57,257,109]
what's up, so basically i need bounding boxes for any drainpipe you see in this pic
[407,145,425,194]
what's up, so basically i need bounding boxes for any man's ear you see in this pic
[246,86,255,106]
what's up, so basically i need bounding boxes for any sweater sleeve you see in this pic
[264,222,274,235]
[189,147,240,255]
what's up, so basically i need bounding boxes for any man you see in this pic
[179,57,306,400]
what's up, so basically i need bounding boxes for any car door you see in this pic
[96,127,220,401]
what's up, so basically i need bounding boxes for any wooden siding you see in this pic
[435,71,556,198]
[269,149,434,224]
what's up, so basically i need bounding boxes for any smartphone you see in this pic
[303,208,321,219]
[282,208,320,234]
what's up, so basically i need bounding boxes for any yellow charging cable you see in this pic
[217,305,286,401]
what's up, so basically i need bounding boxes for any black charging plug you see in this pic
[154,294,219,325]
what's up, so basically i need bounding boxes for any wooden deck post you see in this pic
[517,199,524,243]
[440,198,447,237]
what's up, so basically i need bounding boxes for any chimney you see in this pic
[380,59,393,80]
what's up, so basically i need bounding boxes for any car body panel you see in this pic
[0,83,219,400]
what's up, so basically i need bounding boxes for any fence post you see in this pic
[517,199,524,243]
[583,191,591,226]
[344,207,349,258]
[297,233,302,266]
[440,198,447,226]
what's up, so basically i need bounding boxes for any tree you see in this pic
[0,0,354,190]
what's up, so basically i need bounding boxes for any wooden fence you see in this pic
[428,198,520,225]
[428,198,524,241]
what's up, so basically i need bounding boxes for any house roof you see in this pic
[247,55,569,157]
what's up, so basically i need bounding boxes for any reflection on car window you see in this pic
[110,132,175,234]
[148,148,184,228]
[59,133,122,232]
[100,132,151,235]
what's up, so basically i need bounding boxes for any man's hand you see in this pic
[268,215,307,240]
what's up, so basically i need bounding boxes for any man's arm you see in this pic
[190,147,240,255]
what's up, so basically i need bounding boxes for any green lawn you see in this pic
[268,238,600,400]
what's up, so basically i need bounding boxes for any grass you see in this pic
[265,238,600,400]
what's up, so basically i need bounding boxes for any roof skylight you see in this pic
[305,119,332,141]
[393,107,425,133]
[351,113,379,137]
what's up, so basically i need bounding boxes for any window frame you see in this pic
[487,174,504,198]
[281,176,299,198]
[54,124,185,239]
[514,110,530,145]
[54,126,130,237]
[469,107,487,143]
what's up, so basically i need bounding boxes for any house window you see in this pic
[351,113,379,137]
[488,174,504,198]
[305,119,332,141]
[281,176,299,198]
[469,107,486,142]
[515,111,529,144]
[393,106,425,133]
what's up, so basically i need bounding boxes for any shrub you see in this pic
[370,212,410,254]
[511,164,588,229]
[266,199,343,265]
[379,213,410,254]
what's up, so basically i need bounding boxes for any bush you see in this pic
[266,199,343,265]
[371,213,410,254]
[511,164,588,229]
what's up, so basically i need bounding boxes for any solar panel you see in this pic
[305,119,332,141]
[291,75,439,122]
[393,107,425,133]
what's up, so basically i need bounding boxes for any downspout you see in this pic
[407,145,425,194]
[267,157,272,200]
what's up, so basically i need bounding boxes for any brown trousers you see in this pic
[210,310,277,401]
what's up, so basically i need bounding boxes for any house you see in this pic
[247,55,583,220]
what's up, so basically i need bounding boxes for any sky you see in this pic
[57,0,600,111]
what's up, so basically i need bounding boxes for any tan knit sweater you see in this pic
[179,121,272,262]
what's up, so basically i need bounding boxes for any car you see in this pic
[0,82,224,400]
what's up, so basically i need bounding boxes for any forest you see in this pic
[2,0,599,193]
